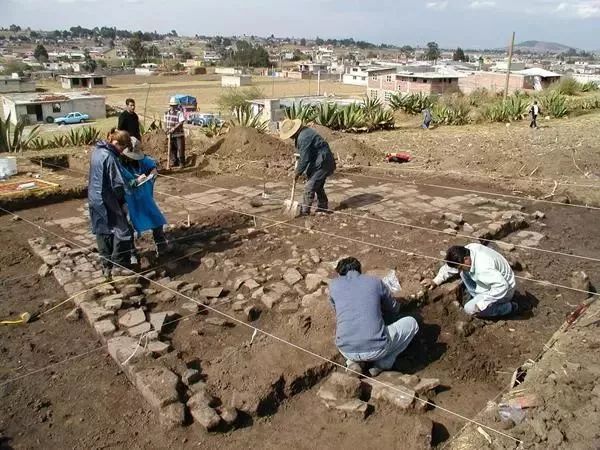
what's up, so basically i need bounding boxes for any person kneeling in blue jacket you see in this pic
[329,257,419,377]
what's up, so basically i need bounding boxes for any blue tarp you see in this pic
[173,94,197,106]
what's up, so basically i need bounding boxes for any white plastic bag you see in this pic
[382,270,402,294]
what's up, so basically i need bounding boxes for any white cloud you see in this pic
[469,0,496,8]
[426,1,449,10]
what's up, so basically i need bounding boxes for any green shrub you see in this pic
[581,81,599,92]
[314,102,341,129]
[482,95,528,122]
[0,113,41,153]
[540,91,568,118]
[388,92,435,115]
[552,78,580,96]
[229,104,268,132]
[285,102,317,124]
[217,87,266,112]
[432,94,471,125]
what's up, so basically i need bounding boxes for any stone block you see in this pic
[80,302,114,323]
[65,307,81,322]
[64,281,86,298]
[199,287,223,298]
[413,378,440,395]
[147,340,170,356]
[334,399,369,417]
[120,284,142,297]
[243,279,260,290]
[135,367,180,409]
[128,321,151,337]
[38,264,51,277]
[94,319,116,337]
[219,407,238,425]
[150,312,167,332]
[119,309,146,328]
[283,268,303,286]
[305,274,325,293]
[279,302,299,314]
[183,368,202,385]
[104,298,123,311]
[159,402,185,430]
[370,384,415,410]
[107,336,145,366]
[261,293,281,309]
[317,372,362,403]
[188,391,221,431]
[157,290,177,302]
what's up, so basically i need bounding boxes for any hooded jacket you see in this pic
[88,141,131,241]
[294,127,336,177]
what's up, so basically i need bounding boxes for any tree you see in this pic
[34,44,49,62]
[226,41,269,67]
[452,47,465,62]
[127,37,146,64]
[400,45,414,57]
[300,38,306,47]
[425,41,441,62]
[315,37,324,46]
[9,24,21,32]
[171,29,178,37]
[81,50,97,73]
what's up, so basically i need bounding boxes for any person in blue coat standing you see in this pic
[88,129,133,279]
[118,137,170,257]
[279,119,336,216]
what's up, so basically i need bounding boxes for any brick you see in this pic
[119,309,146,328]
[94,319,116,337]
[135,367,180,409]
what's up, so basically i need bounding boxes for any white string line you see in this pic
[32,160,600,265]
[0,206,523,444]
[158,172,600,265]
[153,188,600,300]
[0,312,199,388]
[354,163,600,190]
[340,167,600,211]
[15,160,599,298]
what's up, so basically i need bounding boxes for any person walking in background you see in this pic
[329,257,419,377]
[119,137,170,257]
[164,97,186,168]
[88,129,133,280]
[118,98,141,140]
[279,119,336,216]
[529,101,540,129]
[422,107,432,129]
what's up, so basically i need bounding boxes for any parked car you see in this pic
[54,112,90,125]
[188,113,224,127]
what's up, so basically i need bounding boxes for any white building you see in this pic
[203,51,222,62]
[1,92,106,125]
[342,67,369,86]
[221,75,252,87]
[0,74,37,94]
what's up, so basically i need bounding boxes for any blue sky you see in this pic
[2,0,599,49]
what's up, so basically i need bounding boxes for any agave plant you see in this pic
[314,102,340,129]
[25,136,50,151]
[540,91,568,118]
[337,103,365,131]
[202,121,228,138]
[229,104,268,132]
[285,102,316,124]
[388,92,434,115]
[49,134,69,148]
[581,81,599,93]
[0,113,41,153]
[141,118,163,135]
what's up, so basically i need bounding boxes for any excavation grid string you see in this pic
[0,205,523,444]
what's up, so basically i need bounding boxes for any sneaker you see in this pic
[510,301,521,315]
[102,267,112,280]
[368,366,383,378]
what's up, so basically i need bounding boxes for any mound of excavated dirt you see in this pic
[329,136,386,166]
[141,129,168,162]
[308,123,343,143]
[213,126,294,161]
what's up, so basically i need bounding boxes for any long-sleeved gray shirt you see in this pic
[294,127,335,177]
[329,270,400,354]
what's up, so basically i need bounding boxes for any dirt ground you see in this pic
[1,111,600,449]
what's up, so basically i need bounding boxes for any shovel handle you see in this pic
[166,133,171,171]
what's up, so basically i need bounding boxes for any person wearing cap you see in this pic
[279,119,336,215]
[88,128,134,279]
[118,137,170,257]
[329,257,419,377]
[164,97,186,168]
[118,98,141,140]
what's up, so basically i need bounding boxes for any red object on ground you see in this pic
[385,152,412,163]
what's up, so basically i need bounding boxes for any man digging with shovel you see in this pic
[279,119,336,216]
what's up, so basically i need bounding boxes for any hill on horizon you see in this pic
[514,40,574,53]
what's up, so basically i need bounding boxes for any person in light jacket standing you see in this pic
[428,244,518,318]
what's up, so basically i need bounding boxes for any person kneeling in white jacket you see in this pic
[430,243,518,318]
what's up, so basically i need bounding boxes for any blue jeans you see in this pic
[463,278,515,318]
[341,317,419,370]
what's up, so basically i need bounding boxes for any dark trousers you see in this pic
[169,136,185,167]
[96,234,132,270]
[530,115,538,128]
[302,168,332,214]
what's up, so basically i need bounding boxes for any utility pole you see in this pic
[504,31,515,102]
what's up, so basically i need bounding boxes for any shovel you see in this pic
[283,155,300,218]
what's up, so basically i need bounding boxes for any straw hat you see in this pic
[169,96,178,106]
[122,137,144,161]
[279,119,302,140]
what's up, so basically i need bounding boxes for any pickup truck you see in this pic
[54,112,90,125]
[188,113,224,127]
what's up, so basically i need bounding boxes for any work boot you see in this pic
[345,361,364,377]
[102,267,112,281]
[368,366,383,378]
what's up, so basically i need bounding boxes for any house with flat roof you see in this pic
[0,74,37,94]
[367,67,460,101]
[59,74,107,89]
[1,92,106,125]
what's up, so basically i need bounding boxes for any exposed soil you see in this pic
[1,112,599,449]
